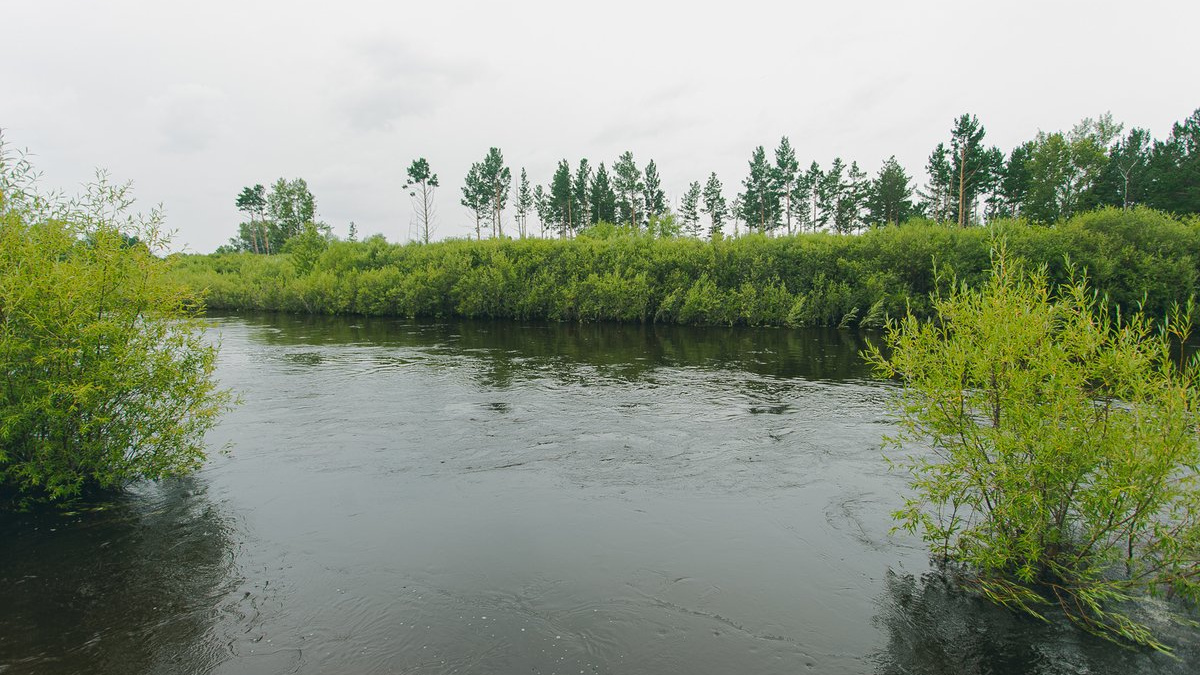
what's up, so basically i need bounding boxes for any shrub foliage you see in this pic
[866,253,1200,650]
[172,209,1200,329]
[0,147,231,501]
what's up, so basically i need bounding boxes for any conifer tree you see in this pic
[740,146,780,233]
[590,163,617,224]
[996,142,1034,219]
[235,184,268,253]
[802,161,824,232]
[642,159,667,221]
[460,163,489,240]
[573,159,592,228]
[840,161,869,233]
[701,172,727,240]
[947,114,999,226]
[867,156,914,226]
[612,151,643,228]
[1099,127,1152,210]
[548,159,574,237]
[819,158,844,232]
[403,158,439,244]
[773,137,800,234]
[515,167,533,238]
[680,180,702,237]
[532,184,549,237]
[920,144,953,222]
[1146,108,1200,214]
[478,148,511,237]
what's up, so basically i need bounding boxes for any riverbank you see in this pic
[172,207,1199,327]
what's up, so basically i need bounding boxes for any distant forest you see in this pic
[222,108,1200,253]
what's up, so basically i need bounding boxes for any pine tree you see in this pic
[234,184,268,253]
[612,151,643,228]
[819,158,844,233]
[996,142,1034,219]
[802,161,824,232]
[460,163,489,240]
[980,146,1007,222]
[1098,127,1152,210]
[573,159,592,228]
[701,172,728,240]
[841,161,869,233]
[515,168,533,238]
[642,160,667,222]
[590,163,617,224]
[920,144,953,223]
[1146,108,1200,214]
[548,160,574,237]
[867,156,913,226]
[773,137,800,234]
[740,146,780,233]
[403,158,439,244]
[477,148,511,237]
[680,181,702,237]
[948,114,999,227]
[533,184,549,237]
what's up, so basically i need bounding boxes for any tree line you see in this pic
[223,107,1199,251]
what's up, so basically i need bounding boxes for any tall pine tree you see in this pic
[612,151,644,228]
[867,156,913,226]
[680,181,702,237]
[573,159,592,228]
[403,158,439,244]
[773,137,800,234]
[548,160,575,237]
[590,163,618,224]
[460,163,490,240]
[477,148,511,237]
[740,146,780,233]
[643,160,667,222]
[515,167,533,238]
[701,172,728,240]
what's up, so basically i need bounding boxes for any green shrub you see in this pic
[0,154,231,501]
[169,209,1200,329]
[866,252,1200,651]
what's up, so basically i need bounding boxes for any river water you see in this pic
[1,314,1196,674]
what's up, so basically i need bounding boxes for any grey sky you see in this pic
[4,0,1197,252]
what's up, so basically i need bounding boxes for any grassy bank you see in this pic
[173,208,1200,327]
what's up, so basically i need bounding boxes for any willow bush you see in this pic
[0,145,231,502]
[866,253,1200,651]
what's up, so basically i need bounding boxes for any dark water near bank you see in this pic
[2,315,1196,674]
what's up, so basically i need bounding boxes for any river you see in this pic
[1,314,1194,674]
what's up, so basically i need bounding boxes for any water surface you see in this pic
[1,315,1195,674]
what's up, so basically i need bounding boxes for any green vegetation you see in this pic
[174,208,1199,329]
[866,253,1200,651]
[0,144,231,502]
[215,108,1197,265]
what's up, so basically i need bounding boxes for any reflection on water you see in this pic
[236,312,878,384]
[2,313,1196,674]
[0,480,239,675]
[872,570,1197,674]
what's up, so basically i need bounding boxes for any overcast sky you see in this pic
[4,0,1197,252]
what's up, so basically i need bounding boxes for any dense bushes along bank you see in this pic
[173,208,1200,328]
